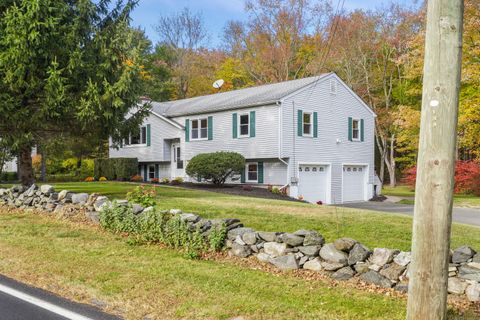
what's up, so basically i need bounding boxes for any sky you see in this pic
[130,0,416,48]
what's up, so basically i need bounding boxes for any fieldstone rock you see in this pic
[334,238,357,252]
[179,213,200,223]
[278,233,304,247]
[234,235,246,246]
[58,190,69,201]
[303,258,323,271]
[231,243,252,258]
[25,184,37,197]
[270,255,299,270]
[452,246,476,263]
[132,204,144,215]
[242,232,258,245]
[40,184,54,195]
[332,266,355,281]
[458,265,480,282]
[319,243,348,264]
[264,242,287,257]
[321,261,345,271]
[169,209,182,215]
[348,243,371,265]
[379,263,406,281]
[116,200,129,206]
[227,227,254,240]
[293,229,310,236]
[72,193,89,205]
[370,248,398,267]
[466,283,480,302]
[473,253,480,263]
[257,231,277,242]
[256,252,271,263]
[85,211,100,224]
[447,277,468,294]
[393,251,412,267]
[298,245,321,256]
[299,255,309,266]
[303,231,325,246]
[354,262,370,274]
[360,271,393,288]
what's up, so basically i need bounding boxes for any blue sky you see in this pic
[131,0,415,47]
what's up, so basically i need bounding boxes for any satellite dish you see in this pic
[213,79,224,90]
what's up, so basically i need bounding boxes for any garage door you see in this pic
[343,165,366,202]
[298,165,328,204]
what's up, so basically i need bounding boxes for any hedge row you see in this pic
[0,171,18,182]
[94,158,138,181]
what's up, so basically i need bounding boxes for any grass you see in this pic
[383,185,480,207]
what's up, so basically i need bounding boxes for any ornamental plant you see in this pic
[84,176,95,182]
[126,186,157,207]
[99,177,108,182]
[130,175,143,182]
[186,152,245,185]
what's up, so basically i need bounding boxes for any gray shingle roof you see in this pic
[150,74,329,118]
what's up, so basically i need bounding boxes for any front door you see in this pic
[171,143,184,179]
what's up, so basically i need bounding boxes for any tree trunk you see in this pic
[387,134,396,187]
[18,145,34,186]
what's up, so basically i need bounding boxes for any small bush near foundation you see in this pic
[99,177,107,181]
[161,178,170,184]
[84,176,95,182]
[170,177,183,185]
[271,187,280,194]
[186,152,245,185]
[130,175,143,182]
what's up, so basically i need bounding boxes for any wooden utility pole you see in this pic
[406,0,464,319]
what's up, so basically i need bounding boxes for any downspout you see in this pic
[277,100,289,191]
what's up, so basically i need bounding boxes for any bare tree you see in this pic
[155,8,209,98]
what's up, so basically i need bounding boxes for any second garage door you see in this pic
[298,165,329,204]
[343,165,367,202]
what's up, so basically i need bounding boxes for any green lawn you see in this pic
[383,185,480,207]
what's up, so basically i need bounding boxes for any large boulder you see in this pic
[466,283,480,302]
[303,231,325,246]
[447,277,468,294]
[72,193,89,205]
[231,243,252,258]
[270,255,299,270]
[278,233,304,247]
[331,266,355,281]
[348,243,371,265]
[264,242,287,257]
[334,238,357,252]
[360,271,393,288]
[452,246,476,263]
[303,258,323,271]
[40,184,54,195]
[319,243,348,264]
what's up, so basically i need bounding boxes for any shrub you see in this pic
[170,177,183,185]
[186,151,245,185]
[84,176,95,182]
[267,184,273,192]
[0,171,18,182]
[161,177,170,184]
[94,158,138,181]
[99,176,107,181]
[403,160,480,195]
[130,175,143,182]
[271,187,280,194]
[126,185,157,207]
[151,178,159,184]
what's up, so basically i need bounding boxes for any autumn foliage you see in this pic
[403,161,480,195]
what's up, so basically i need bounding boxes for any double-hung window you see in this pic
[239,114,249,137]
[191,118,208,140]
[125,126,147,145]
[303,112,312,136]
[352,119,360,141]
[148,165,155,180]
[246,163,258,182]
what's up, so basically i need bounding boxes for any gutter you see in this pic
[165,100,280,118]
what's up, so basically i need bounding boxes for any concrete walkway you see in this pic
[339,201,480,227]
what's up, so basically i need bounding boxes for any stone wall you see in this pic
[0,184,479,303]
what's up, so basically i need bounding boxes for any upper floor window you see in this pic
[239,114,249,137]
[125,126,147,145]
[191,118,208,140]
[303,112,312,136]
[352,119,360,141]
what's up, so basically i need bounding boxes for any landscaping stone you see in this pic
[278,233,304,247]
[178,213,200,223]
[298,245,321,256]
[25,184,37,197]
[448,277,468,294]
[360,271,393,288]
[169,209,182,215]
[303,258,323,271]
[458,265,480,282]
[234,235,246,246]
[379,263,406,281]
[348,243,371,265]
[132,204,144,215]
[299,255,309,266]
[58,190,69,201]
[257,231,277,242]
[270,255,299,270]
[354,262,370,274]
[72,193,89,205]
[231,243,252,258]
[370,248,398,267]
[331,266,355,281]
[319,243,348,264]
[321,261,345,271]
[256,252,271,263]
[242,232,258,245]
[303,231,325,246]
[227,227,254,240]
[473,253,480,263]
[452,246,476,263]
[40,185,54,195]
[393,251,411,267]
[293,229,309,236]
[465,283,480,302]
[263,242,287,257]
[334,238,356,252]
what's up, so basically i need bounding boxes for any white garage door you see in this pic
[298,165,329,204]
[343,165,366,202]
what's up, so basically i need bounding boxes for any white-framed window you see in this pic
[191,118,208,140]
[246,163,258,182]
[352,119,360,141]
[303,112,312,136]
[125,126,147,146]
[148,165,155,180]
[239,113,249,137]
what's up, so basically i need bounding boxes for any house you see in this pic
[2,159,17,173]
[110,73,378,204]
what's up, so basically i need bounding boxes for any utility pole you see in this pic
[406,0,464,319]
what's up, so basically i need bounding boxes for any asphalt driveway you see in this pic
[339,201,480,227]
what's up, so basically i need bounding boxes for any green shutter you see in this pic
[249,111,256,138]
[313,112,318,138]
[258,162,264,184]
[185,119,190,142]
[208,116,213,140]
[146,124,151,146]
[297,109,303,136]
[232,113,238,138]
[360,119,365,142]
[240,167,245,183]
[155,164,159,179]
[348,117,353,141]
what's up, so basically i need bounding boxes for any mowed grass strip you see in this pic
[3,182,479,251]
[0,210,407,320]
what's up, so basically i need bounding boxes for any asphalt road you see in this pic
[340,201,480,227]
[0,275,120,320]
